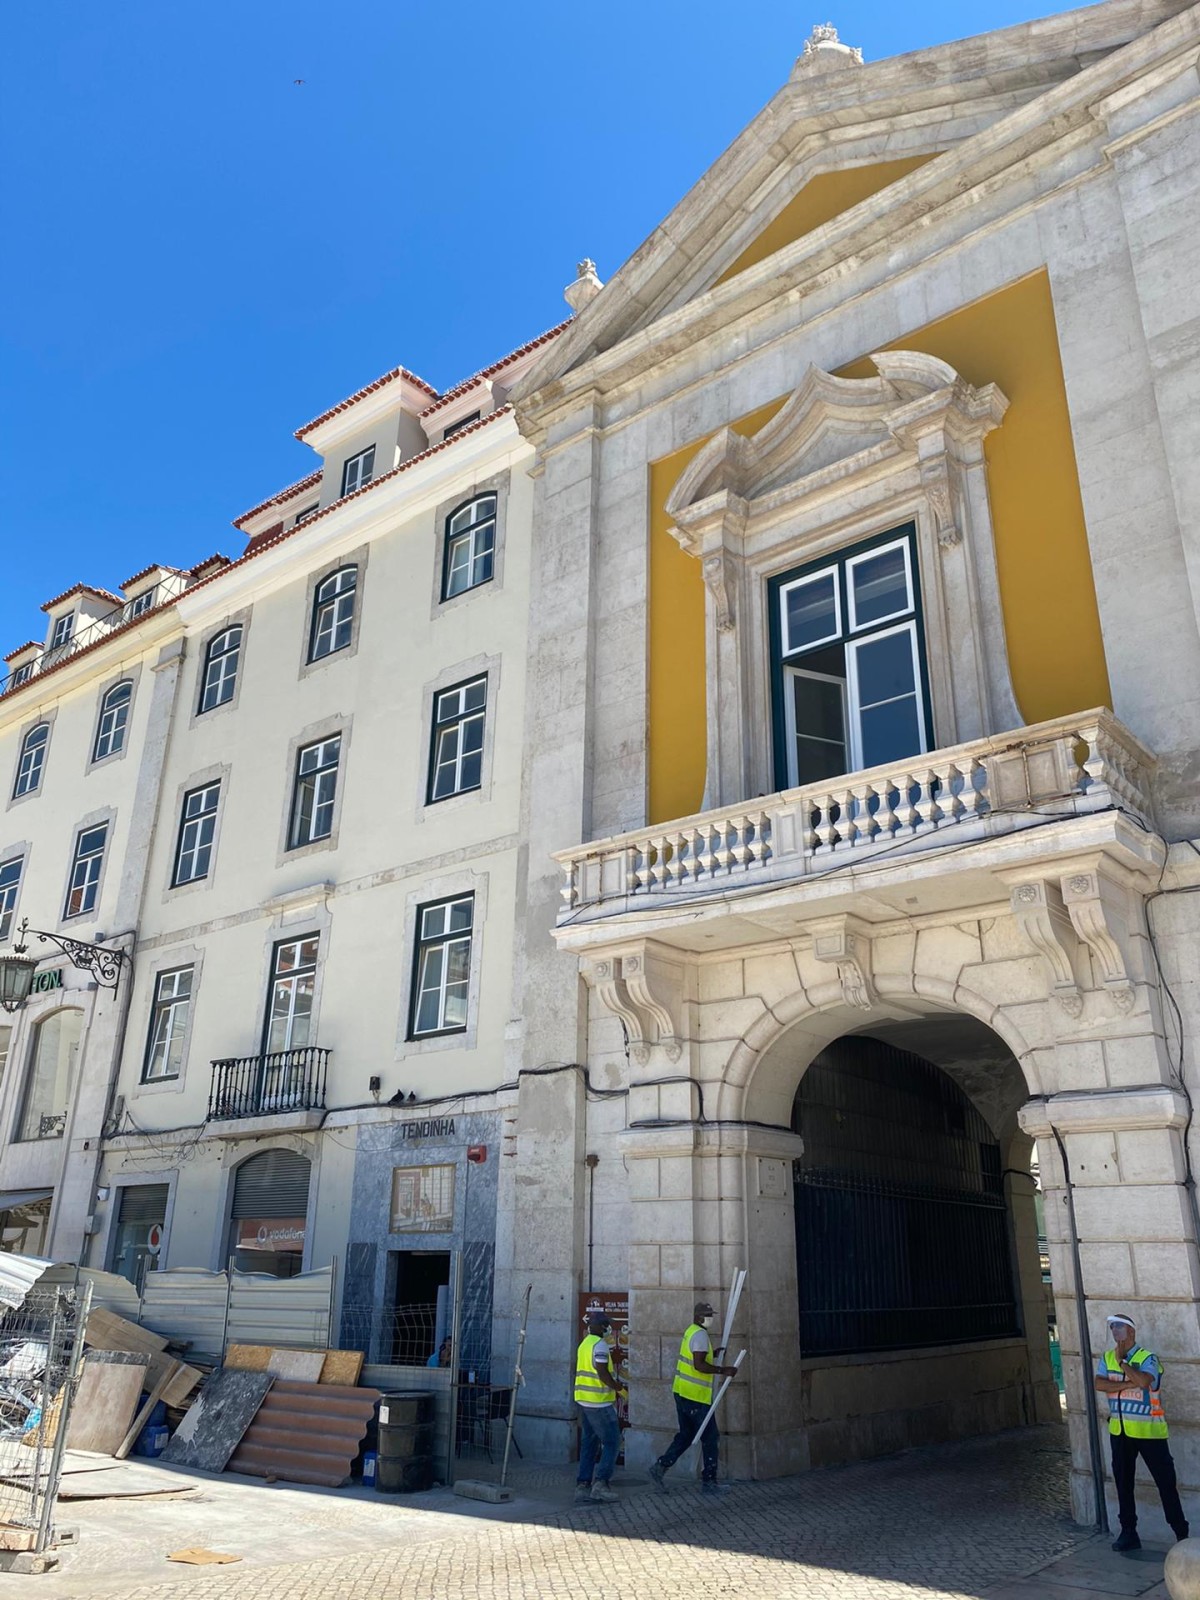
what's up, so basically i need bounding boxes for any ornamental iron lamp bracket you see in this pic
[0,918,131,1012]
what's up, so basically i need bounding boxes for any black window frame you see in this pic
[440,493,497,602]
[198,625,243,715]
[64,822,108,920]
[308,567,357,662]
[443,410,481,440]
[767,522,933,791]
[288,734,342,850]
[92,680,133,763]
[426,676,487,804]
[294,503,319,525]
[142,965,195,1082]
[407,893,474,1040]
[172,781,221,887]
[13,723,49,799]
[340,445,375,498]
[262,933,320,1055]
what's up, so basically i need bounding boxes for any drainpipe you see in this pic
[1049,1123,1109,1532]
[585,1154,598,1293]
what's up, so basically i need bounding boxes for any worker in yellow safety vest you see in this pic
[648,1299,739,1496]
[574,1312,626,1505]
[1094,1311,1189,1550]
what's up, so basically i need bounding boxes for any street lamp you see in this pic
[0,919,130,1013]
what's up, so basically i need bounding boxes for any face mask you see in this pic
[700,1316,713,1328]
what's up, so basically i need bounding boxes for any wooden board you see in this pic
[66,1353,149,1456]
[161,1363,202,1409]
[85,1309,168,1357]
[225,1345,273,1372]
[161,1369,272,1473]
[319,1350,364,1386]
[266,1348,324,1382]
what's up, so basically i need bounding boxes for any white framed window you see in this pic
[13,724,49,798]
[340,446,375,498]
[773,527,929,787]
[289,736,341,848]
[409,895,473,1038]
[442,495,497,600]
[198,625,242,713]
[126,589,157,620]
[11,663,33,687]
[294,503,319,524]
[64,823,107,918]
[143,967,194,1081]
[93,681,132,762]
[50,613,75,650]
[309,567,357,661]
[779,566,841,656]
[428,677,486,802]
[846,539,914,633]
[264,936,319,1054]
[0,856,23,943]
[173,782,220,886]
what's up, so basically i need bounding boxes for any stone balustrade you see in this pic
[554,710,1155,919]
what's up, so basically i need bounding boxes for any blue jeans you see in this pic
[577,1403,620,1485]
[657,1394,719,1482]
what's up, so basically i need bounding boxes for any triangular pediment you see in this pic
[513,0,1190,409]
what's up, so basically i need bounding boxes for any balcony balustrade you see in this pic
[554,710,1154,924]
[207,1047,330,1121]
[1,584,172,697]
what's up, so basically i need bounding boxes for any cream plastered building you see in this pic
[0,330,560,1367]
[494,0,1200,1536]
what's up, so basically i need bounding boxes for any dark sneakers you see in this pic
[648,1462,667,1492]
[1111,1530,1142,1552]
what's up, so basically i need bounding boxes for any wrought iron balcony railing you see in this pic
[1,583,172,698]
[554,709,1155,922]
[207,1048,330,1121]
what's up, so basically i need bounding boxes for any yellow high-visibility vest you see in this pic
[673,1323,712,1403]
[1102,1347,1168,1439]
[574,1334,614,1405]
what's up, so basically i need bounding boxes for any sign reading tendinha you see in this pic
[400,1117,456,1141]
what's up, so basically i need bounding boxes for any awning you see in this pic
[0,1190,53,1212]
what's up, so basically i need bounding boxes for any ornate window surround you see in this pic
[664,350,1019,809]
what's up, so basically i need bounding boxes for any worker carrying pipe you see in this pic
[649,1298,739,1496]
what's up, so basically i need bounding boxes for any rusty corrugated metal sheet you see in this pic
[227,1380,381,1488]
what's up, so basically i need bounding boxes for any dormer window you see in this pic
[295,504,319,525]
[11,663,33,687]
[444,411,481,440]
[127,589,156,619]
[341,446,375,498]
[50,613,74,650]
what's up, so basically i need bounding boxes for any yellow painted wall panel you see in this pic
[715,157,935,286]
[647,272,1110,824]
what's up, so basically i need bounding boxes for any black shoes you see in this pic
[648,1462,667,1492]
[1111,1530,1142,1552]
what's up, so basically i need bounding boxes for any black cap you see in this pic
[694,1300,715,1319]
[587,1312,612,1331]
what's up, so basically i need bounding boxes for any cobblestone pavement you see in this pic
[21,1426,1171,1600]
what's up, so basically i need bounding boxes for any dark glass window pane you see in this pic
[851,546,910,627]
[854,630,917,705]
[784,572,838,653]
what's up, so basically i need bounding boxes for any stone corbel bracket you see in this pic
[1006,879,1085,1017]
[809,915,876,1010]
[1060,866,1140,1014]
[582,943,686,1063]
[667,489,749,635]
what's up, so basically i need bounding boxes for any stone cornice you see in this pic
[1019,1085,1189,1139]
[511,2,1200,431]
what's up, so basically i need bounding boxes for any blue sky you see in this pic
[1,0,1051,649]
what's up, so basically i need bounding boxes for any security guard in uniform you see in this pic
[648,1299,738,1495]
[1094,1311,1189,1550]
[574,1312,625,1504]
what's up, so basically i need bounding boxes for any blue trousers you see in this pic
[657,1393,720,1482]
[577,1403,620,1485]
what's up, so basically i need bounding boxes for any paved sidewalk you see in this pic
[9,1425,1171,1599]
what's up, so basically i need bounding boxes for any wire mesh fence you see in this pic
[0,1281,91,1552]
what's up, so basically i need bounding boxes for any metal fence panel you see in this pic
[226,1266,333,1351]
[38,1265,142,1321]
[0,1282,91,1553]
[140,1269,228,1361]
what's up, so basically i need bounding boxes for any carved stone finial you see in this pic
[796,22,862,71]
[564,258,604,314]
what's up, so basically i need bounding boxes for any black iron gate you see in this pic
[793,1036,1019,1356]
